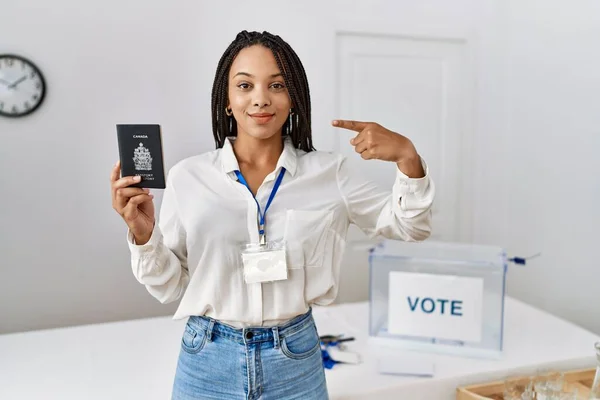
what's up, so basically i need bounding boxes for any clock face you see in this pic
[0,54,46,118]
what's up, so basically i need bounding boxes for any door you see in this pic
[336,32,471,243]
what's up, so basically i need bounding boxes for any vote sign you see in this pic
[387,271,484,343]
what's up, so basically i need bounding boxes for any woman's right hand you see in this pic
[111,161,155,245]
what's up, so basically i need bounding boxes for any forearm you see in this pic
[394,139,425,178]
[338,154,434,241]
[128,224,189,304]
[131,245,189,304]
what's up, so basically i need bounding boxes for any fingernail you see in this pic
[350,138,354,145]
[143,188,150,193]
[134,176,141,181]
[332,120,338,126]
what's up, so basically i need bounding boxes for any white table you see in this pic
[0,297,598,400]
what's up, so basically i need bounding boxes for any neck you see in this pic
[232,132,284,169]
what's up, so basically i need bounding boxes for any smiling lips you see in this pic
[249,112,274,124]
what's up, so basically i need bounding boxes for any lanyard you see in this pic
[235,167,286,245]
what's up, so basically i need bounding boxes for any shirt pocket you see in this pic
[283,209,333,269]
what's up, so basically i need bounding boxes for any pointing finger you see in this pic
[332,120,369,132]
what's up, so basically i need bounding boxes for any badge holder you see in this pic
[235,167,288,285]
[241,239,288,284]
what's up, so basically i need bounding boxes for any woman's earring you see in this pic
[288,109,294,134]
[225,107,233,117]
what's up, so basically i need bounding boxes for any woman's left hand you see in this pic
[332,119,425,178]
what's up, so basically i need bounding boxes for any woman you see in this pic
[110,30,435,400]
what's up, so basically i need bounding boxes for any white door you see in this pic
[196,0,487,303]
[336,32,471,243]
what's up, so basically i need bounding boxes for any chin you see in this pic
[240,126,283,141]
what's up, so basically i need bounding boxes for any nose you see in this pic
[252,86,271,108]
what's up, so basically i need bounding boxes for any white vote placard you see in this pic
[388,271,484,343]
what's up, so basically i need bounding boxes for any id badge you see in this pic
[241,240,288,284]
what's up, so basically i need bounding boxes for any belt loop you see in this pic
[272,327,280,350]
[206,319,215,342]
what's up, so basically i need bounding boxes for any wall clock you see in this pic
[0,54,46,118]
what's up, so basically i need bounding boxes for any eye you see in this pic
[237,82,251,90]
[270,82,286,90]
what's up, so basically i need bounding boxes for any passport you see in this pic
[116,124,166,189]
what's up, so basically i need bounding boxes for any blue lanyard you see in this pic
[235,167,286,245]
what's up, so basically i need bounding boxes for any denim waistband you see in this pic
[186,308,314,346]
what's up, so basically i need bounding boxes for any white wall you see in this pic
[0,1,209,333]
[1,0,598,336]
[471,0,600,335]
[495,0,600,332]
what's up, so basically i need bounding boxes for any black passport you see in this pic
[116,124,166,189]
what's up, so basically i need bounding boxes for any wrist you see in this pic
[394,139,418,164]
[396,151,425,179]
[132,232,151,246]
[131,224,154,245]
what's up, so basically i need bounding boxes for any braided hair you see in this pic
[211,30,314,152]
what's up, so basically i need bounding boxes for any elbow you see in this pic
[154,288,183,304]
[404,225,431,242]
[148,276,188,304]
[403,206,433,242]
[132,260,188,304]
[390,209,433,242]
[378,223,431,242]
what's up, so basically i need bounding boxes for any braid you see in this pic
[210,31,315,152]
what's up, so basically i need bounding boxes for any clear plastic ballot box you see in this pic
[368,239,507,359]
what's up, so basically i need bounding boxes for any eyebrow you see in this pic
[233,72,283,79]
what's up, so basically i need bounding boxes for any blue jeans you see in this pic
[171,309,329,400]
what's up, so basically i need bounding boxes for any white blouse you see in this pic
[127,136,435,328]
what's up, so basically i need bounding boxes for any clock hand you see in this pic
[0,78,12,86]
[8,76,27,89]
